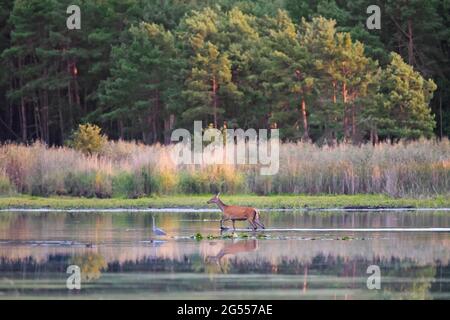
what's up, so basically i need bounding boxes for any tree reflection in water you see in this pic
[1,210,450,298]
[1,250,449,299]
[70,253,107,281]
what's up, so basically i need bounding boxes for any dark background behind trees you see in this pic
[0,0,449,145]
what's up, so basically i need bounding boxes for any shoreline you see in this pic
[0,194,449,210]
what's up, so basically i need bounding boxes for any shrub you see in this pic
[178,172,204,194]
[0,143,32,193]
[112,170,161,198]
[72,124,107,155]
[158,171,177,194]
[140,168,160,195]
[199,165,245,194]
[112,172,139,198]
[64,172,97,197]
[178,166,245,194]
[94,172,112,198]
[0,171,15,195]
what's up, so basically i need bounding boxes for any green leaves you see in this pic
[71,123,107,155]
[378,53,437,139]
[0,0,443,144]
[98,21,180,142]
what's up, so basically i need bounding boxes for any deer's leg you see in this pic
[248,219,257,231]
[232,220,236,231]
[220,217,230,230]
[250,211,262,230]
[255,220,265,229]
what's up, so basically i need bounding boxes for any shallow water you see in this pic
[1,209,450,299]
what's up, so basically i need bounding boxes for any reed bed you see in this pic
[0,139,448,197]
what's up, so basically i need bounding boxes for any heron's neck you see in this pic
[216,199,227,212]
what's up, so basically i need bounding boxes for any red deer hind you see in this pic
[207,193,265,231]
[205,240,259,272]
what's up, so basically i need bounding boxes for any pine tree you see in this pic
[262,10,315,141]
[180,8,239,128]
[379,53,437,139]
[221,7,263,128]
[98,22,181,143]
[0,0,14,140]
[0,1,446,143]
[335,32,378,142]
[299,16,341,143]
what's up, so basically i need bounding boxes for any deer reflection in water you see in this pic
[205,239,258,273]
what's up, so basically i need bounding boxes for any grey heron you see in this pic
[152,216,167,236]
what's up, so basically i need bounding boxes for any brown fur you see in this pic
[206,240,258,272]
[207,193,265,231]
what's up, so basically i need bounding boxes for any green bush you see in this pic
[64,172,97,197]
[64,171,113,198]
[140,168,160,195]
[71,123,107,155]
[177,169,245,194]
[94,172,112,198]
[112,172,137,198]
[178,172,204,194]
[112,170,161,198]
[0,174,15,195]
[29,176,58,196]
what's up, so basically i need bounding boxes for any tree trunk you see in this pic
[330,81,337,146]
[351,103,357,142]
[370,128,379,145]
[57,89,65,144]
[154,90,161,144]
[40,89,49,144]
[300,97,309,141]
[83,87,88,115]
[73,80,81,107]
[152,110,157,144]
[407,19,414,65]
[212,76,218,128]
[342,82,349,140]
[139,116,148,143]
[18,58,27,142]
[164,114,175,145]
[67,62,74,128]
[33,101,41,140]
[439,91,443,140]
[20,97,27,142]
[7,83,13,135]
[118,119,124,140]
[332,81,337,104]
[72,61,81,106]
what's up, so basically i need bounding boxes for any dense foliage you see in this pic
[71,123,107,155]
[0,0,448,145]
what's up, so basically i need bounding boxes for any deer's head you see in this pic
[207,192,220,204]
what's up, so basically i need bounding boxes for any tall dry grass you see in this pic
[0,139,448,197]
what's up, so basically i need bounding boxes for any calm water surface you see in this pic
[1,209,450,299]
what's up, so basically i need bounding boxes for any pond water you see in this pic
[1,209,450,300]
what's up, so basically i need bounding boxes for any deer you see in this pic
[205,239,258,272]
[206,193,265,231]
